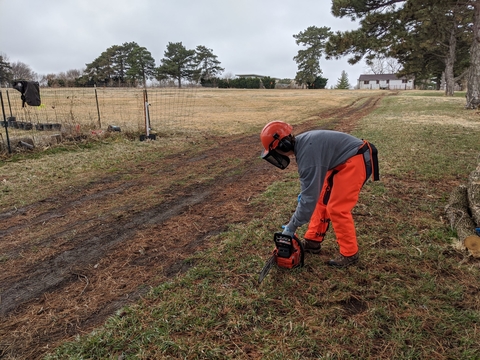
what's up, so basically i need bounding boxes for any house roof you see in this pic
[358,74,414,81]
[235,74,267,78]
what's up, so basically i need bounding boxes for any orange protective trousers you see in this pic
[304,153,368,257]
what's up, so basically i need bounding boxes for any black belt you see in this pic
[357,141,380,181]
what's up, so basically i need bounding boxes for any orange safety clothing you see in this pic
[304,151,369,256]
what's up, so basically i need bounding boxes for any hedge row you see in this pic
[200,76,327,89]
[201,76,276,89]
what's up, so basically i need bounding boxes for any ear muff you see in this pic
[277,137,293,152]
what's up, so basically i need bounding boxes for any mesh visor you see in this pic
[261,149,290,170]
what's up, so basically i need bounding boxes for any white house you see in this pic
[357,74,414,90]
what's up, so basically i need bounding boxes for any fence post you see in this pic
[94,85,101,129]
[0,91,12,154]
[143,89,150,137]
[6,90,13,117]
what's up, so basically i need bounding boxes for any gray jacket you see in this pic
[286,130,363,232]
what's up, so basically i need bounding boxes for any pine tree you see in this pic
[156,42,197,88]
[335,71,351,89]
[293,26,332,87]
[194,45,224,82]
[327,0,474,97]
[0,55,12,87]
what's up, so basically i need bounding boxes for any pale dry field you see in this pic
[4,88,378,136]
[1,88,375,210]
[189,88,366,134]
[2,88,477,212]
[390,93,480,128]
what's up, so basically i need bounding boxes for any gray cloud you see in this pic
[0,0,366,86]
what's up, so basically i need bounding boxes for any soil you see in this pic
[0,95,383,359]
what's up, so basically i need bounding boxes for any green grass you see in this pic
[403,90,467,98]
[45,92,480,359]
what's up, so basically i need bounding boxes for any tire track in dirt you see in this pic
[0,187,212,316]
[0,94,384,359]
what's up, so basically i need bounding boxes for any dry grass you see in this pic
[0,89,379,211]
[2,89,480,359]
[190,88,366,134]
[3,88,378,136]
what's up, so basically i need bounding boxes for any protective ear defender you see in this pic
[277,137,293,152]
[272,132,292,152]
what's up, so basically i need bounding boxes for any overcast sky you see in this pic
[0,0,368,87]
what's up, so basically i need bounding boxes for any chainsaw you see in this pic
[258,232,305,284]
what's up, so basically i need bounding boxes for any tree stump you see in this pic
[445,184,480,257]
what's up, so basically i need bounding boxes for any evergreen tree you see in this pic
[293,26,332,87]
[327,0,473,97]
[466,1,480,109]
[261,76,276,89]
[0,55,12,87]
[84,42,155,86]
[156,42,197,88]
[194,45,224,83]
[309,76,328,89]
[126,45,156,87]
[335,71,351,89]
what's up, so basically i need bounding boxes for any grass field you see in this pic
[1,89,480,359]
[0,88,371,210]
[1,87,361,150]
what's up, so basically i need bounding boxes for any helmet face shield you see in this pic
[261,149,290,170]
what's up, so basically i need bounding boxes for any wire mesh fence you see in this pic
[0,86,198,152]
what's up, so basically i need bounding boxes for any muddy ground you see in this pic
[0,95,382,359]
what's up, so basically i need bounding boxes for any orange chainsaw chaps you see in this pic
[307,154,367,256]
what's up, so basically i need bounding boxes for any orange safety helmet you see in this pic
[260,121,293,153]
[260,121,293,169]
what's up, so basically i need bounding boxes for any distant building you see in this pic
[358,74,414,90]
[235,74,268,79]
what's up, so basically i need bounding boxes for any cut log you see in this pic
[465,235,480,257]
[467,163,480,226]
[445,185,480,258]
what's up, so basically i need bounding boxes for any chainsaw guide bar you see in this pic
[258,255,276,284]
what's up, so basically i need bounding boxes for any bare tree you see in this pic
[223,72,234,80]
[366,56,402,74]
[10,61,37,81]
[58,69,83,87]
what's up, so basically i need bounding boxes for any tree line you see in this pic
[0,41,225,89]
[0,39,332,90]
[77,41,225,88]
[322,0,480,107]
[1,0,480,106]
[292,1,479,105]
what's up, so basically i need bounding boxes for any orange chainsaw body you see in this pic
[273,232,304,269]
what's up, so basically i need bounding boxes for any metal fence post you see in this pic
[6,90,13,118]
[143,89,150,137]
[94,85,101,129]
[0,91,12,154]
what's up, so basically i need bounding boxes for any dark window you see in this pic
[364,81,369,84]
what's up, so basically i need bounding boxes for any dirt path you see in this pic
[0,94,383,359]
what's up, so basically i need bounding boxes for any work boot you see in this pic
[327,253,359,268]
[303,239,322,254]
